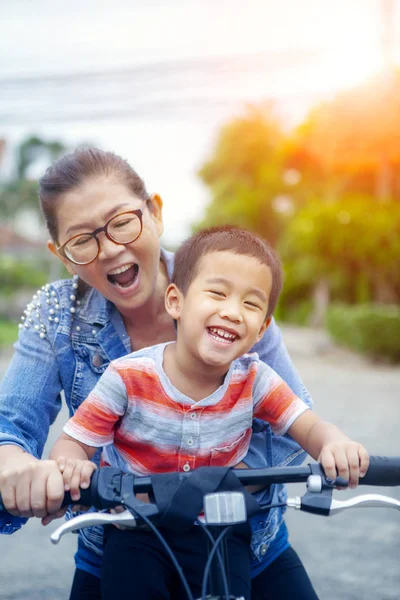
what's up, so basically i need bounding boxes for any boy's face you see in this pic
[166,250,272,369]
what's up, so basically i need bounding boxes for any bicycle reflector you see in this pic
[203,492,247,525]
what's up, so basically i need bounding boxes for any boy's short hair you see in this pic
[172,225,283,317]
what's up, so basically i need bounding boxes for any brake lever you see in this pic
[329,494,400,514]
[50,509,137,544]
[287,491,400,516]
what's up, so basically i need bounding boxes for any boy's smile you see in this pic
[167,250,272,377]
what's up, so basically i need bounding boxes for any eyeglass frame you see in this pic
[56,199,147,266]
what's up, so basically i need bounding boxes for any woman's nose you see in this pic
[97,234,125,261]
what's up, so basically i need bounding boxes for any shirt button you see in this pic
[260,544,268,556]
[183,463,191,472]
[187,438,194,446]
[190,412,197,420]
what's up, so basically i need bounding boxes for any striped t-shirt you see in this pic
[64,342,309,475]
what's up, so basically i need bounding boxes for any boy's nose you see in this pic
[219,305,243,323]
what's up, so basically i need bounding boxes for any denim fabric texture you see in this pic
[0,249,313,572]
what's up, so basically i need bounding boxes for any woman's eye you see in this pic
[114,218,133,229]
[72,235,92,248]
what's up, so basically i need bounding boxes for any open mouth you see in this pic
[207,327,239,344]
[107,263,139,288]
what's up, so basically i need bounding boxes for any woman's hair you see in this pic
[172,225,283,318]
[39,147,150,242]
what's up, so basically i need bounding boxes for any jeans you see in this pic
[101,524,250,600]
[69,544,318,599]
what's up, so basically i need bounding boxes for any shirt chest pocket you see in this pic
[71,342,110,410]
[210,428,253,467]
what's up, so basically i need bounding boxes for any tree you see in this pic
[279,195,400,309]
[0,136,66,222]
[289,70,400,200]
[196,104,292,247]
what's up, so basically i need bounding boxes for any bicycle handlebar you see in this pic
[1,455,400,514]
[358,455,400,486]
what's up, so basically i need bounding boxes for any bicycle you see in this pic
[1,456,400,599]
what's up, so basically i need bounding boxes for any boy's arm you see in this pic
[288,411,369,488]
[50,433,97,502]
[49,361,128,502]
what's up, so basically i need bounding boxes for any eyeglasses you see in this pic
[57,201,146,265]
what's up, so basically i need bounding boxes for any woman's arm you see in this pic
[253,319,312,406]
[0,286,64,525]
[245,319,312,470]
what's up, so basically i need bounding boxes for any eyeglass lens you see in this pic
[65,212,142,264]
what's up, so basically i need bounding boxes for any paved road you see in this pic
[0,328,399,599]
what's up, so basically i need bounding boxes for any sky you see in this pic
[0,0,398,246]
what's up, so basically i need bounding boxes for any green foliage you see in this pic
[326,304,400,362]
[0,256,49,295]
[17,136,65,179]
[0,319,18,348]
[196,104,291,247]
[0,135,66,220]
[276,298,313,326]
[197,81,400,312]
[0,179,38,218]
[279,195,400,304]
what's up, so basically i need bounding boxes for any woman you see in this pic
[0,148,318,599]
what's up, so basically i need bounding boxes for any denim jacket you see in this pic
[0,249,312,573]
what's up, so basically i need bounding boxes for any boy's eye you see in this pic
[208,290,225,297]
[244,301,261,310]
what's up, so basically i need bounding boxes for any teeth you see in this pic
[209,327,237,341]
[108,264,134,276]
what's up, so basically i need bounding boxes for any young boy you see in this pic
[50,225,369,600]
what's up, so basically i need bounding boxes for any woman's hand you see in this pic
[0,445,65,519]
[319,441,369,488]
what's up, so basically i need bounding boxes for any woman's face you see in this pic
[49,176,164,314]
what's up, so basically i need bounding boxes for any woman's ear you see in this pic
[47,240,76,276]
[148,193,164,237]
[256,316,272,341]
[165,283,183,320]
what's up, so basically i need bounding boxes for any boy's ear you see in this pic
[257,316,272,341]
[165,283,183,320]
[47,240,76,276]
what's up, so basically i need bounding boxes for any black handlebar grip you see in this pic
[360,455,400,486]
[61,486,96,508]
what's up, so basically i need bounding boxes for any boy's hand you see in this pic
[55,456,97,502]
[319,441,369,488]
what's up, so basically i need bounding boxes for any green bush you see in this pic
[276,299,313,326]
[0,319,18,348]
[0,256,49,295]
[326,304,400,362]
